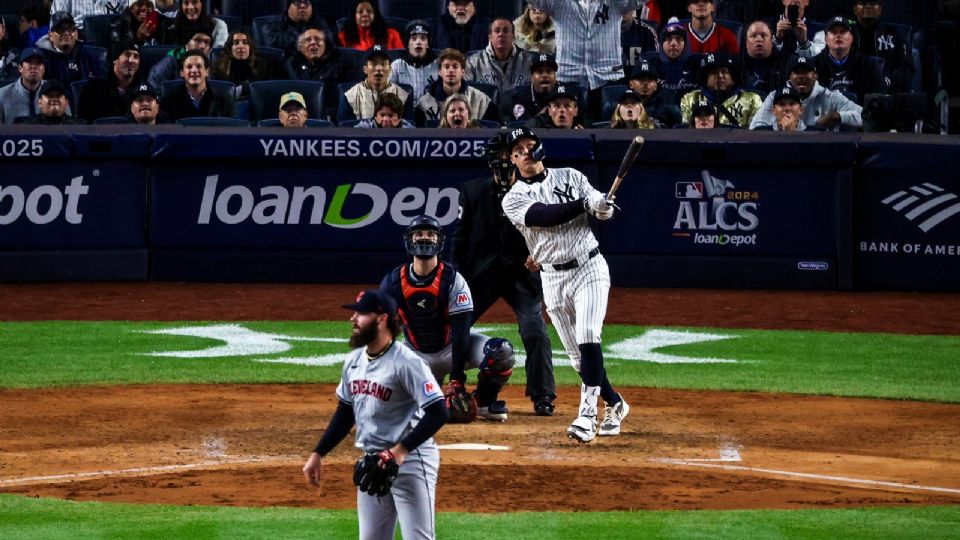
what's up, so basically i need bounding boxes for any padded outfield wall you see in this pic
[0,126,957,291]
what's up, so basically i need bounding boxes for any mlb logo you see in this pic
[423,381,440,397]
[676,182,704,199]
[455,293,470,306]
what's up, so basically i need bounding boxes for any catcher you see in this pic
[303,289,447,540]
[380,215,517,423]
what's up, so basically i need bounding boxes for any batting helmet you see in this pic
[505,126,545,162]
[403,215,444,258]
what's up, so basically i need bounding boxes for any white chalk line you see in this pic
[0,455,300,487]
[653,458,960,495]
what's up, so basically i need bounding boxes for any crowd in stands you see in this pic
[0,0,953,132]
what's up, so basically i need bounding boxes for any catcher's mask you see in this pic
[506,126,545,162]
[486,132,514,189]
[403,215,444,258]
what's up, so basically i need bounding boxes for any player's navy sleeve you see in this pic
[524,200,587,227]
[449,311,471,384]
[313,400,356,456]
[400,399,448,452]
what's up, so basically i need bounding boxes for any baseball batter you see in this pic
[380,215,516,422]
[303,289,447,540]
[500,127,630,443]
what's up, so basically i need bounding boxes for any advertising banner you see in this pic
[855,136,960,290]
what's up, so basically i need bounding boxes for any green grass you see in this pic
[2,495,960,540]
[1,321,958,402]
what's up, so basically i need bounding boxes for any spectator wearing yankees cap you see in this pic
[680,51,762,128]
[689,98,719,128]
[77,45,144,123]
[500,52,561,123]
[126,83,171,124]
[0,48,53,124]
[851,0,914,94]
[812,16,886,104]
[14,80,86,124]
[389,20,438,101]
[609,89,658,129]
[627,58,682,128]
[642,22,700,98]
[39,12,107,86]
[749,55,862,131]
[527,84,584,129]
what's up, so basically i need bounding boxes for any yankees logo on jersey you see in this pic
[553,183,576,203]
[594,4,610,24]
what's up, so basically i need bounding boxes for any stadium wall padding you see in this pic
[0,126,956,290]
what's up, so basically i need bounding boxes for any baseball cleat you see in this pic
[533,399,555,417]
[598,396,630,436]
[478,400,508,422]
[566,415,597,443]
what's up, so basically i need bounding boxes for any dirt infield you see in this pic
[1,283,959,511]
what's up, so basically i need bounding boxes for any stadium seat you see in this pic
[338,47,372,81]
[82,14,118,49]
[600,83,628,121]
[140,45,177,78]
[378,0,443,20]
[177,116,251,126]
[251,15,281,47]
[221,0,285,26]
[70,80,88,113]
[86,45,109,73]
[591,121,612,128]
[248,79,325,122]
[313,0,358,29]
[93,116,131,124]
[338,118,363,127]
[506,119,528,128]
[1,13,21,50]
[217,15,243,35]
[257,118,334,127]
[716,18,743,47]
[477,119,501,128]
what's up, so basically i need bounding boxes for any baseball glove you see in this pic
[353,449,400,497]
[445,380,477,423]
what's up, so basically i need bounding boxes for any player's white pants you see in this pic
[540,255,610,373]
[357,443,440,540]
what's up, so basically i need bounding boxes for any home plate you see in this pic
[438,443,510,451]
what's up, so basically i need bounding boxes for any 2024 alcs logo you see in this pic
[672,170,759,246]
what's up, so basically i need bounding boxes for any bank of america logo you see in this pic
[881,183,960,233]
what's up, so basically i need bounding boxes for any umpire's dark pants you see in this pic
[470,274,556,402]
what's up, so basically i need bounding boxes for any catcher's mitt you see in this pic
[353,450,399,497]
[445,380,477,423]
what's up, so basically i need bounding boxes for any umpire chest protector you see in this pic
[385,262,456,354]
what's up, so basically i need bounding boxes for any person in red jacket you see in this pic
[685,0,740,55]
[337,0,403,51]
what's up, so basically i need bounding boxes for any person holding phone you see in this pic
[771,0,823,57]
[109,0,168,59]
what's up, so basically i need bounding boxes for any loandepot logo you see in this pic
[673,170,759,246]
[881,183,960,233]
[196,175,459,228]
[141,325,742,365]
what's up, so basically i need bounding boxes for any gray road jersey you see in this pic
[336,342,444,453]
[501,167,601,266]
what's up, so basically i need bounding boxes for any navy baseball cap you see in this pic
[548,84,578,104]
[827,16,854,32]
[630,59,659,80]
[343,290,397,316]
[19,47,45,63]
[772,86,802,104]
[618,89,642,104]
[39,80,67,97]
[366,45,390,63]
[788,55,817,73]
[530,53,558,71]
[692,99,716,117]
[130,83,159,102]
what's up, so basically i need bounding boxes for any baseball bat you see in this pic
[606,136,644,200]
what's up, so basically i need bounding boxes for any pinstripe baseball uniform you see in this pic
[529,0,643,90]
[337,342,444,540]
[501,167,609,373]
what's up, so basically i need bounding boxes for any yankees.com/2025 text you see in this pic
[367,139,485,158]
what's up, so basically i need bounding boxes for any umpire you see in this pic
[450,133,556,416]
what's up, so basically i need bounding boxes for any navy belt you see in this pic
[552,247,600,271]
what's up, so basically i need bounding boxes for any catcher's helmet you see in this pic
[479,337,515,373]
[403,215,444,258]
[486,132,514,185]
[505,126,545,162]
